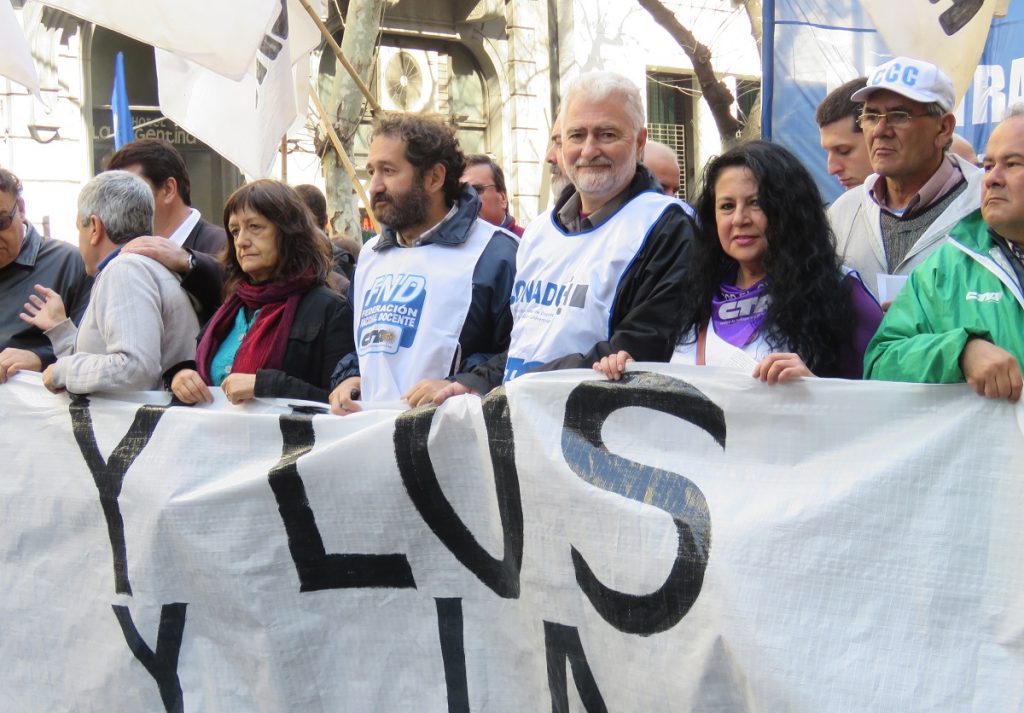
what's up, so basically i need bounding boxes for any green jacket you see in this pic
[864,209,1024,383]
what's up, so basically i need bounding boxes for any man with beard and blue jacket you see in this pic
[328,113,518,414]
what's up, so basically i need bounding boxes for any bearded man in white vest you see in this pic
[435,70,697,404]
[328,113,519,414]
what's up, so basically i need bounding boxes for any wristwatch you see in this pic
[184,250,196,275]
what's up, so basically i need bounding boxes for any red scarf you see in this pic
[196,269,318,384]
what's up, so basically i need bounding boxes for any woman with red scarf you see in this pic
[169,180,353,405]
[594,141,882,383]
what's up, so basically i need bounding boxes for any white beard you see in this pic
[566,158,635,200]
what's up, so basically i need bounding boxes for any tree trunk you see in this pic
[320,0,385,241]
[636,0,744,147]
[738,0,763,141]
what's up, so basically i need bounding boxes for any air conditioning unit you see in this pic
[377,48,436,113]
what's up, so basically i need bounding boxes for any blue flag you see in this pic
[111,51,133,149]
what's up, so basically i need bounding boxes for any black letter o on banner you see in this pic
[561,371,724,635]
[394,391,524,598]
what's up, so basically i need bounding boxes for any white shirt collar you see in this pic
[167,208,202,247]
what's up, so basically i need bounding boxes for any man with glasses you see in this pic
[462,154,525,238]
[828,56,982,302]
[0,168,91,382]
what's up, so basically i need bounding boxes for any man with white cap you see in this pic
[828,56,983,301]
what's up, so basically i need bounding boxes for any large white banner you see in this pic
[155,0,322,177]
[2,367,1022,711]
[37,0,280,80]
[0,0,40,96]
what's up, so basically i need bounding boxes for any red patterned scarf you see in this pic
[196,269,318,383]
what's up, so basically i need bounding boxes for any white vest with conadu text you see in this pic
[504,191,679,382]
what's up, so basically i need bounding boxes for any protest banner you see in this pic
[1,367,1022,711]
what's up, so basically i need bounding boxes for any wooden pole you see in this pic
[297,0,382,115]
[280,136,288,182]
[310,84,379,233]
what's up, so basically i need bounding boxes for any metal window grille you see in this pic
[647,122,687,198]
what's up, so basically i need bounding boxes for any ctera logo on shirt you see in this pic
[716,294,769,321]
[358,273,428,355]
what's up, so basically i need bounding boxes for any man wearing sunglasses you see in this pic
[462,154,525,238]
[0,168,91,382]
[828,56,983,303]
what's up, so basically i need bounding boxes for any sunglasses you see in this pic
[0,202,18,231]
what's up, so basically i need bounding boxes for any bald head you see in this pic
[949,133,979,166]
[643,141,681,196]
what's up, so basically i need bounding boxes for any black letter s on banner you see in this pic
[561,372,724,635]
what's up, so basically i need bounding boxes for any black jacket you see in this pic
[455,165,695,393]
[253,285,354,402]
[181,218,228,325]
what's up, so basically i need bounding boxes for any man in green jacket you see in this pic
[864,108,1024,402]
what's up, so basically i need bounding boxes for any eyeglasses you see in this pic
[856,111,929,129]
[470,183,496,194]
[0,202,18,231]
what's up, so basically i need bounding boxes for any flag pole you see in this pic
[297,0,381,115]
[310,84,379,233]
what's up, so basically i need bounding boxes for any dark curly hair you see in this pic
[682,140,856,375]
[371,113,466,205]
[221,179,330,293]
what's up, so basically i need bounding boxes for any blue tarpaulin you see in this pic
[764,1,1024,203]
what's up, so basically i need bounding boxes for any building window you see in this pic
[318,36,490,171]
[735,78,760,128]
[646,71,695,198]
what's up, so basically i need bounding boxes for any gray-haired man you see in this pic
[436,70,696,401]
[22,170,198,393]
[828,56,983,300]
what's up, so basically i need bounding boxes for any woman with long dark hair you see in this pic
[595,140,882,382]
[169,179,353,404]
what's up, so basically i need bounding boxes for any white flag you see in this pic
[37,0,280,80]
[862,0,1000,103]
[156,0,321,178]
[0,0,41,97]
